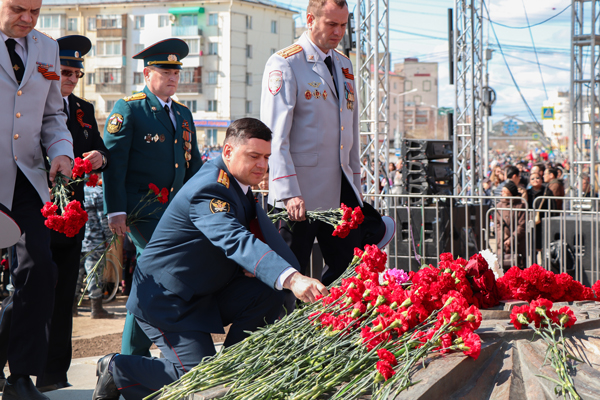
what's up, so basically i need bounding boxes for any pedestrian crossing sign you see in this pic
[542,107,555,120]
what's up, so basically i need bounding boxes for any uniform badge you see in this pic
[308,81,321,88]
[305,90,312,100]
[153,134,159,142]
[217,170,230,189]
[159,134,165,142]
[168,54,178,62]
[342,67,354,80]
[209,199,230,214]
[268,70,283,95]
[151,106,157,111]
[107,113,123,134]
[308,55,315,61]
[144,134,153,143]
[314,90,320,99]
[323,90,328,100]
[83,129,88,139]
[75,51,80,58]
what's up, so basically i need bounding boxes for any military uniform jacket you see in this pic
[126,157,300,333]
[0,30,74,209]
[102,86,202,221]
[261,32,361,211]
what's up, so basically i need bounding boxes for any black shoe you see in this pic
[37,380,72,392]
[3,376,49,400]
[93,353,120,400]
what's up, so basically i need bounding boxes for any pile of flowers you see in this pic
[510,299,581,399]
[41,157,97,237]
[269,203,364,238]
[498,264,596,302]
[155,248,484,400]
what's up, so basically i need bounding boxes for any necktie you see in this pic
[246,188,256,218]
[164,104,175,131]
[324,55,338,95]
[6,39,24,84]
[63,99,70,120]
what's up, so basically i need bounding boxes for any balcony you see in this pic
[96,83,126,94]
[97,27,126,38]
[177,83,202,94]
[172,25,201,36]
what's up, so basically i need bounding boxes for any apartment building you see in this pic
[542,91,570,152]
[40,0,296,146]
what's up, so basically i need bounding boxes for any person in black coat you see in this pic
[40,35,110,390]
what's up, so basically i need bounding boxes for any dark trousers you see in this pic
[113,274,284,400]
[2,169,57,376]
[278,176,361,286]
[35,236,82,386]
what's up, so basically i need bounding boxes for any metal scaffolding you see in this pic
[357,0,390,204]
[453,0,484,196]
[570,0,600,194]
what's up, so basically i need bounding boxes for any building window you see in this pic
[67,18,77,31]
[393,82,397,90]
[97,40,122,56]
[416,117,428,124]
[87,17,96,31]
[133,72,144,84]
[208,100,218,112]
[208,42,218,55]
[206,128,218,146]
[208,13,218,26]
[423,80,431,91]
[178,14,198,27]
[414,95,422,105]
[393,97,397,104]
[405,80,413,91]
[246,100,253,114]
[246,73,252,85]
[393,113,397,120]
[270,48,276,55]
[183,39,200,54]
[97,15,122,29]
[180,67,200,84]
[246,44,252,58]
[159,15,169,27]
[87,73,95,85]
[134,44,144,54]
[134,16,145,29]
[105,100,117,113]
[39,14,65,29]
[208,71,217,85]
[96,68,122,84]
[271,20,277,33]
[246,15,252,29]
[184,100,197,112]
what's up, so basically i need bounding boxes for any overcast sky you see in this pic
[277,0,572,124]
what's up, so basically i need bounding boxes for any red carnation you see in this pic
[555,306,577,328]
[377,349,398,366]
[458,331,481,359]
[148,183,160,195]
[375,360,396,381]
[158,188,169,204]
[509,305,531,330]
[86,174,99,187]
[41,202,58,218]
[72,157,93,179]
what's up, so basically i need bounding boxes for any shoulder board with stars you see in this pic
[217,169,230,189]
[334,49,350,60]
[172,99,187,108]
[123,92,147,102]
[277,44,303,59]
[34,29,55,41]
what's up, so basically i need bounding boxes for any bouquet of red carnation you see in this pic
[509,299,580,399]
[497,264,596,302]
[269,203,364,238]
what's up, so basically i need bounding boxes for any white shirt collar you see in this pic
[306,33,331,61]
[235,178,249,194]
[0,31,27,52]
[154,94,172,109]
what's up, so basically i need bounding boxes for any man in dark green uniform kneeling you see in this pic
[102,38,203,357]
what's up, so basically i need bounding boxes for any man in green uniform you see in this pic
[102,38,202,356]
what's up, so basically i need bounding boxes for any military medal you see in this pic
[144,134,153,143]
[323,90,328,100]
[153,134,159,142]
[305,90,312,100]
[182,120,193,167]
[159,134,165,142]
[83,130,88,139]
[308,81,321,88]
[314,90,320,99]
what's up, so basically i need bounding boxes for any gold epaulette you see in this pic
[334,49,349,60]
[123,92,147,102]
[172,99,187,108]
[277,44,303,59]
[34,29,55,41]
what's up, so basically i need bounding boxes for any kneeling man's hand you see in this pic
[283,272,328,303]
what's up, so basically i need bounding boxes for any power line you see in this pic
[521,0,548,98]
[483,0,543,133]
[486,4,571,29]
[501,53,569,71]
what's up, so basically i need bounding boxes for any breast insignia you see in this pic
[277,44,303,59]
[123,92,147,102]
[210,199,230,214]
[217,170,230,189]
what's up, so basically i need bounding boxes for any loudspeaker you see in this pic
[402,139,453,161]
[542,216,600,287]
[404,160,453,183]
